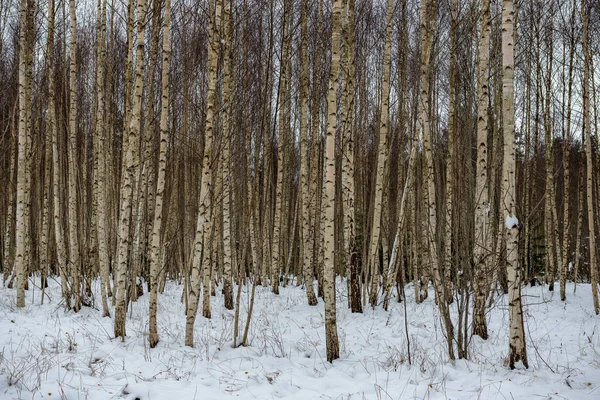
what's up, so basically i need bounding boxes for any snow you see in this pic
[505,214,519,229]
[1,278,599,399]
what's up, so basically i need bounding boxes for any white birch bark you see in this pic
[68,0,81,312]
[148,0,171,348]
[186,0,221,346]
[367,0,393,308]
[473,0,491,340]
[582,0,599,314]
[502,0,528,368]
[323,0,342,362]
[15,0,30,308]
[114,0,148,339]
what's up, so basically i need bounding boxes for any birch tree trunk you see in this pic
[502,0,528,368]
[582,0,599,315]
[39,0,55,302]
[2,109,16,285]
[94,0,110,318]
[299,0,318,307]
[186,0,221,346]
[560,0,577,302]
[323,0,342,363]
[272,0,291,295]
[115,0,148,339]
[15,0,31,308]
[473,0,491,340]
[221,0,234,310]
[148,0,171,348]
[420,0,455,360]
[67,0,81,312]
[367,0,393,308]
[49,1,68,306]
[443,0,458,305]
[543,2,559,291]
[384,0,412,311]
[341,0,361,313]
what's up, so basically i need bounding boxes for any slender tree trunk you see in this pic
[473,0,491,340]
[299,0,317,307]
[323,0,342,363]
[67,0,81,312]
[94,0,110,318]
[420,0,454,360]
[221,0,234,310]
[15,0,31,308]
[573,173,584,293]
[341,0,361,313]
[582,0,599,314]
[2,103,17,284]
[502,0,528,368]
[560,0,576,301]
[443,0,458,305]
[384,0,412,311]
[272,0,291,296]
[115,0,148,339]
[367,0,393,308]
[49,6,68,307]
[543,1,559,291]
[186,0,221,346]
[148,0,171,348]
[40,0,55,303]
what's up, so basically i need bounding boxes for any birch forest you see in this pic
[1,0,600,396]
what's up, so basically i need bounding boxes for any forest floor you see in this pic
[0,277,599,399]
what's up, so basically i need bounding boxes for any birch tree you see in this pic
[221,0,234,310]
[115,0,148,339]
[582,0,599,315]
[186,0,222,346]
[473,0,491,340]
[367,0,392,308]
[149,0,171,348]
[94,0,110,318]
[14,0,31,308]
[502,0,528,368]
[299,0,318,307]
[67,0,81,312]
[323,0,342,363]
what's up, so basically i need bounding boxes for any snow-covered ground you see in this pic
[0,277,599,399]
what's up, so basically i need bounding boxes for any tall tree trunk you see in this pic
[384,0,411,311]
[420,0,454,360]
[49,1,68,307]
[502,0,528,368]
[341,0,360,313]
[114,0,148,339]
[543,1,559,291]
[2,104,17,284]
[272,0,291,295]
[323,0,342,363]
[443,0,458,305]
[148,0,171,348]
[39,0,55,303]
[221,0,234,310]
[367,0,393,308]
[67,0,81,312]
[560,0,577,301]
[299,0,318,307]
[473,0,491,340]
[582,0,599,315]
[186,0,221,346]
[15,0,31,308]
[94,0,110,318]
